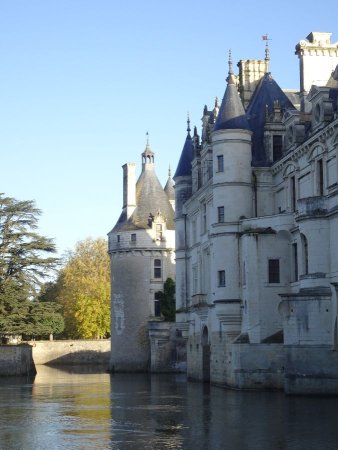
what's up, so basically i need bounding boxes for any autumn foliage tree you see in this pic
[56,238,110,339]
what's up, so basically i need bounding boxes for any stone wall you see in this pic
[31,339,110,367]
[285,345,338,394]
[230,343,285,390]
[0,344,36,376]
[149,321,187,372]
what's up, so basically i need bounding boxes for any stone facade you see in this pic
[174,31,338,394]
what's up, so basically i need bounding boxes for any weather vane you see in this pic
[262,34,271,68]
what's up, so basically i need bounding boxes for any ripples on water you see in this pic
[0,366,338,449]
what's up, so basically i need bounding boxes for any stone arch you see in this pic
[283,163,297,179]
[308,144,325,162]
[201,325,210,382]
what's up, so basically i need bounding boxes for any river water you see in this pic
[0,366,338,450]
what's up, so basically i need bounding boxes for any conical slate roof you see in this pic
[247,73,296,166]
[214,56,249,131]
[113,158,175,232]
[174,120,193,178]
[164,169,175,201]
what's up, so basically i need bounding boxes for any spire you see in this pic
[174,116,194,179]
[187,113,191,135]
[214,51,249,131]
[227,49,236,85]
[164,164,175,203]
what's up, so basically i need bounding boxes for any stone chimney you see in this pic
[295,32,338,111]
[122,163,136,219]
[237,59,268,109]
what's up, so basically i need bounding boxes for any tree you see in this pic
[55,238,110,339]
[0,193,60,336]
[157,278,175,322]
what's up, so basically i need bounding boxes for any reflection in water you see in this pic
[0,366,338,449]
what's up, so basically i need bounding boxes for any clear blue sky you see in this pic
[0,1,337,258]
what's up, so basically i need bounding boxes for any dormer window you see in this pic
[272,135,283,161]
[156,224,162,241]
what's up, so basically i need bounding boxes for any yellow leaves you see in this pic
[56,238,110,339]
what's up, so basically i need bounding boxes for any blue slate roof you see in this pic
[174,129,193,178]
[113,166,175,232]
[247,73,296,166]
[214,74,250,131]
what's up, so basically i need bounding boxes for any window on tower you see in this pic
[154,259,162,279]
[218,206,224,223]
[217,154,224,172]
[218,270,226,287]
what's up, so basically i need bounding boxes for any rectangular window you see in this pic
[217,155,224,172]
[155,224,162,241]
[291,176,296,212]
[268,259,280,283]
[131,233,136,242]
[154,292,161,317]
[218,270,226,287]
[117,235,120,243]
[273,135,283,161]
[154,259,162,279]
[317,159,324,196]
[292,243,298,281]
[218,206,224,223]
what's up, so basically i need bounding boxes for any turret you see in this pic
[108,137,175,372]
[174,118,193,312]
[212,50,252,222]
[164,167,175,211]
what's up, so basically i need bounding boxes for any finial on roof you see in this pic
[168,165,171,177]
[227,49,236,85]
[146,131,150,148]
[262,34,270,71]
[228,49,233,74]
[187,112,191,135]
[215,96,219,108]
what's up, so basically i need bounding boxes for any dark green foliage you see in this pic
[157,277,176,322]
[0,193,61,337]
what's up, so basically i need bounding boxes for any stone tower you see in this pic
[108,139,175,372]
